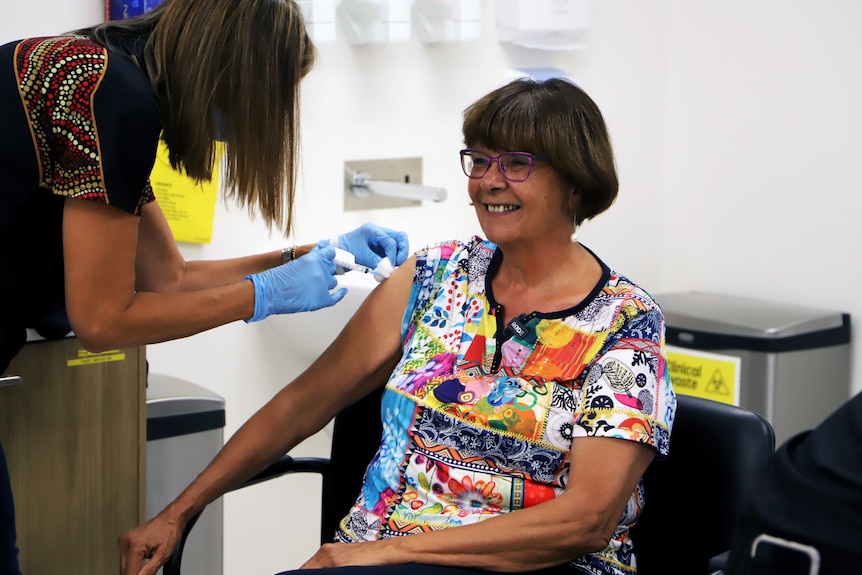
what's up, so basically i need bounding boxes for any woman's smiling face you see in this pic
[467,146,576,248]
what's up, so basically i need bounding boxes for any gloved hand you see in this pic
[244,244,346,322]
[333,223,409,270]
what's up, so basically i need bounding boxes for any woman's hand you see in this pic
[118,514,184,575]
[334,224,409,269]
[245,244,346,322]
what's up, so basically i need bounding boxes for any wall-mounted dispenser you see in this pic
[413,0,482,44]
[505,66,578,85]
[496,0,590,51]
[344,158,447,211]
[338,0,415,44]
[295,0,340,44]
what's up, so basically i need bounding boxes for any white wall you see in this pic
[4,1,862,573]
[660,0,862,394]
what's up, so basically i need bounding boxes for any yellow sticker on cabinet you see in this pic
[67,349,126,367]
[666,345,740,405]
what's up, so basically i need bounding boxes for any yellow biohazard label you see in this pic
[67,349,126,367]
[666,345,740,405]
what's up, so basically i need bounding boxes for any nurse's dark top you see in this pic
[0,35,160,372]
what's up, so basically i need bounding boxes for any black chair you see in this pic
[165,391,774,575]
[630,394,775,575]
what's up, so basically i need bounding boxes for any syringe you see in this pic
[333,248,373,275]
[332,248,393,281]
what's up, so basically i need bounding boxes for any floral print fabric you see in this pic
[336,237,675,574]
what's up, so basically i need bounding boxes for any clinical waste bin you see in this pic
[147,373,226,575]
[655,292,851,446]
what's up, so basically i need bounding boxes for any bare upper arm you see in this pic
[134,200,187,292]
[62,197,140,335]
[330,253,416,372]
[284,255,417,429]
[63,198,187,333]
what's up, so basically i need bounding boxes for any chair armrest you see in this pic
[162,454,331,575]
[231,454,330,492]
[707,550,729,574]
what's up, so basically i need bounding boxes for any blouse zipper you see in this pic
[489,304,504,372]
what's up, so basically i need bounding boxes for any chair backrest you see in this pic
[630,394,776,575]
[319,384,386,543]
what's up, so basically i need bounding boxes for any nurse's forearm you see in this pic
[168,243,316,292]
[69,280,255,351]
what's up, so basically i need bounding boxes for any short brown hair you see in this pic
[79,0,316,234]
[462,78,618,224]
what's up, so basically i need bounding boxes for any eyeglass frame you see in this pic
[459,149,549,182]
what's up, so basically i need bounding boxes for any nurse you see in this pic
[0,0,407,572]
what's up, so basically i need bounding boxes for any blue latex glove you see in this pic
[244,245,346,322]
[333,223,409,269]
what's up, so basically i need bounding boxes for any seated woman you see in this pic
[120,77,676,575]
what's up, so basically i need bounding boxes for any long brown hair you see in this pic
[462,78,618,225]
[78,0,316,234]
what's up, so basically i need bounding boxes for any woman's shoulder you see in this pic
[98,45,158,115]
[413,236,495,276]
[578,245,662,316]
[417,236,493,259]
[14,35,107,63]
[603,269,665,320]
[608,271,660,301]
[4,36,103,68]
[15,35,154,102]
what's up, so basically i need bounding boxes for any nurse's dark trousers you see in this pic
[0,440,20,575]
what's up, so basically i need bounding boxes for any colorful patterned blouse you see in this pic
[336,238,676,575]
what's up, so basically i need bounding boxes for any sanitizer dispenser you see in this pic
[413,0,482,43]
[496,0,591,50]
[339,0,414,44]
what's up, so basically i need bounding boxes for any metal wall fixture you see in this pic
[344,158,447,211]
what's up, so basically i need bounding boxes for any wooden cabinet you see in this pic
[0,337,146,574]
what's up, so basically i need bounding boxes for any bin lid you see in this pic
[147,372,225,418]
[655,292,850,352]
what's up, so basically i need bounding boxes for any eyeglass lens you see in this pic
[461,151,535,182]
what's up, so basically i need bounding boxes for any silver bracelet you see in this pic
[281,245,297,264]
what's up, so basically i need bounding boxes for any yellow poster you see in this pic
[149,139,222,244]
[666,345,740,405]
